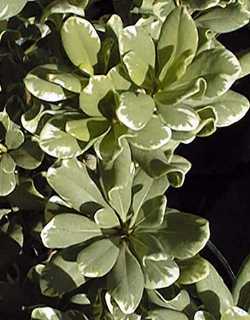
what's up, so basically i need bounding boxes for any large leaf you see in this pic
[158,209,210,259]
[157,7,198,84]
[196,3,250,33]
[5,127,24,150]
[196,263,234,318]
[119,26,155,86]
[129,115,171,150]
[100,140,134,222]
[107,243,144,314]
[77,238,120,277]
[233,255,250,310]
[47,158,109,212]
[117,92,155,131]
[39,253,86,297]
[61,16,101,75]
[0,168,16,196]
[147,308,189,320]
[209,90,249,127]
[0,0,27,20]
[79,75,114,117]
[41,213,102,248]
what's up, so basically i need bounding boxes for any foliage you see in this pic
[0,0,250,319]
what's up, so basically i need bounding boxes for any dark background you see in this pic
[168,27,250,279]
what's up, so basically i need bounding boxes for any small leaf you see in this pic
[158,209,210,259]
[157,103,200,132]
[0,168,16,196]
[79,75,114,117]
[238,51,250,79]
[117,92,155,131]
[107,243,144,314]
[129,115,171,150]
[61,16,101,74]
[194,311,216,320]
[5,127,24,150]
[31,307,61,320]
[119,26,155,86]
[210,90,249,127]
[47,158,109,212]
[196,263,234,318]
[94,208,120,228]
[41,213,102,248]
[178,255,210,285]
[77,238,120,277]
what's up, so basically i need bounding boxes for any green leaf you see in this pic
[0,0,27,20]
[134,196,166,230]
[178,48,241,100]
[129,115,171,150]
[41,0,86,22]
[0,168,16,196]
[66,117,110,142]
[39,253,86,297]
[117,92,155,131]
[157,7,198,84]
[119,26,155,86]
[183,0,219,10]
[196,3,250,33]
[147,288,190,311]
[107,65,132,91]
[94,208,120,228]
[147,308,189,320]
[24,65,81,102]
[196,263,234,318]
[238,51,250,79]
[221,307,250,320]
[107,243,144,314]
[77,238,120,277]
[41,213,102,248]
[10,138,44,170]
[194,311,216,320]
[0,153,15,173]
[210,90,249,127]
[31,307,62,320]
[5,127,24,150]
[158,209,210,259]
[178,255,210,285]
[165,155,192,188]
[79,75,114,117]
[39,115,83,158]
[157,103,200,132]
[61,16,101,74]
[47,158,109,212]
[70,293,90,305]
[143,255,179,289]
[233,255,250,310]
[100,140,133,222]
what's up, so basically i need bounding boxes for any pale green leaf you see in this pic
[221,307,250,320]
[117,92,155,131]
[0,168,16,196]
[0,0,27,20]
[31,307,62,320]
[129,115,171,150]
[107,244,144,314]
[147,308,189,320]
[210,90,249,127]
[158,209,210,259]
[47,158,109,212]
[5,127,24,150]
[79,75,114,117]
[238,51,250,79]
[94,208,120,228]
[196,263,234,318]
[178,255,210,285]
[158,103,200,132]
[157,7,198,83]
[119,26,155,86]
[41,213,102,248]
[0,153,15,173]
[61,16,101,74]
[194,311,216,320]
[77,238,120,277]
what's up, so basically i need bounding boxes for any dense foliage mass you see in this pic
[1,0,250,319]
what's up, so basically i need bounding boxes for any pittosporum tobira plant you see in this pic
[1,0,250,319]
